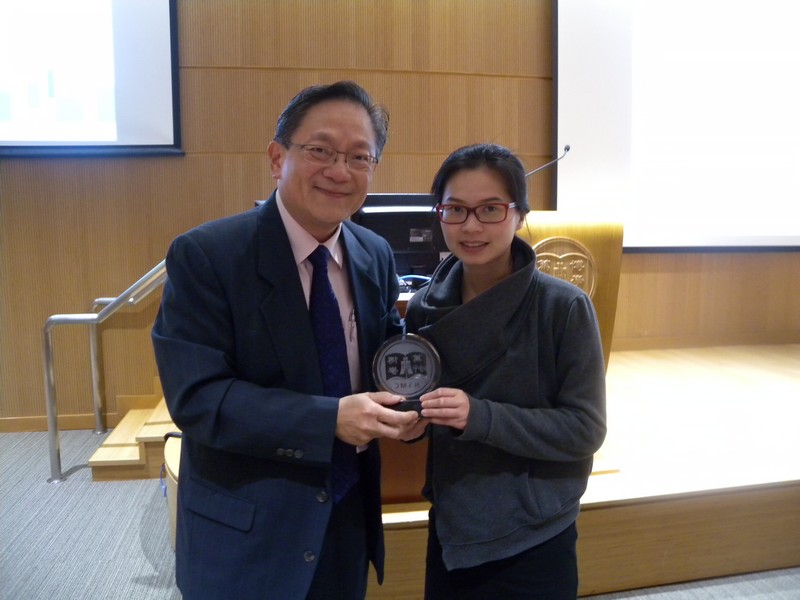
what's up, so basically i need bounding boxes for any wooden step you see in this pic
[88,408,151,467]
[89,397,180,481]
[138,398,179,442]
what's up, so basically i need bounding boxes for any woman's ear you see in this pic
[518,214,534,239]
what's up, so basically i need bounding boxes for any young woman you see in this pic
[404,143,607,599]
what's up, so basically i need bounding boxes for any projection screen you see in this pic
[556,0,800,250]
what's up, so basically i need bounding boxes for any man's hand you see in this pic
[336,392,421,446]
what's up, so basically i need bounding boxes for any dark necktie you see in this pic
[308,245,359,502]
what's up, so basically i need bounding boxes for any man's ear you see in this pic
[267,141,283,179]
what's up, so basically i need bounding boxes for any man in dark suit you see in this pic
[152,81,421,600]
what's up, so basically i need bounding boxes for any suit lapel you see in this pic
[256,197,325,393]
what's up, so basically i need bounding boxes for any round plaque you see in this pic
[373,333,441,400]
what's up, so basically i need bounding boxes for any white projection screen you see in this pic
[556,0,800,250]
[0,0,181,157]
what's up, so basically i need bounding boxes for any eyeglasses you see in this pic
[282,142,379,173]
[435,202,517,224]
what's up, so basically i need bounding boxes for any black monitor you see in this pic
[351,193,449,279]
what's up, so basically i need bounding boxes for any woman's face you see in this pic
[439,166,522,274]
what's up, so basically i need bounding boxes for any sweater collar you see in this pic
[414,237,539,380]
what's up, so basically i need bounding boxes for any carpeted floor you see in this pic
[1,430,180,600]
[1,430,798,600]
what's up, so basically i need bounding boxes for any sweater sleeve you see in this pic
[457,293,607,462]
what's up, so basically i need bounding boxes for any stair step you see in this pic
[138,421,179,443]
[137,398,178,442]
[88,443,145,467]
[88,408,152,468]
[89,397,179,481]
[99,407,153,446]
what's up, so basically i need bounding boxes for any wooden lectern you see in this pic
[518,211,624,370]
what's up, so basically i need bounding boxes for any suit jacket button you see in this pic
[294,449,304,459]
[276,448,285,457]
[316,490,329,503]
[303,550,316,563]
[285,449,295,458]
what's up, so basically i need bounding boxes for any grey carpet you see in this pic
[1,430,180,600]
[1,430,798,599]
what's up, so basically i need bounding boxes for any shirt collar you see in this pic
[275,190,345,267]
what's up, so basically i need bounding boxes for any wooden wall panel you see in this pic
[0,154,269,426]
[612,252,800,350]
[376,154,553,210]
[0,0,553,429]
[180,70,550,158]
[179,0,551,77]
[576,483,800,595]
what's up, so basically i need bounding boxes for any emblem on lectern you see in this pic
[534,236,597,297]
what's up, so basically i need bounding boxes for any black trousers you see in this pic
[425,512,579,600]
[305,482,369,600]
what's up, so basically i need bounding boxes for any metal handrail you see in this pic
[43,260,167,483]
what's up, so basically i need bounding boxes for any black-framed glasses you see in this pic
[281,141,379,173]
[435,202,517,224]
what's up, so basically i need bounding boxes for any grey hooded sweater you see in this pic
[404,236,607,570]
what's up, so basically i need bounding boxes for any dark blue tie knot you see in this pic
[308,245,331,272]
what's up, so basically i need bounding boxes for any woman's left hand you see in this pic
[419,387,470,431]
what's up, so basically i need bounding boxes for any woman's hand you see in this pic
[398,414,430,441]
[419,387,470,431]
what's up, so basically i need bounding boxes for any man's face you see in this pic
[268,100,378,242]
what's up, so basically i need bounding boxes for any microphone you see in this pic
[525,145,570,178]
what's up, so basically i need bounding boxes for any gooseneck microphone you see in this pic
[525,145,571,178]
